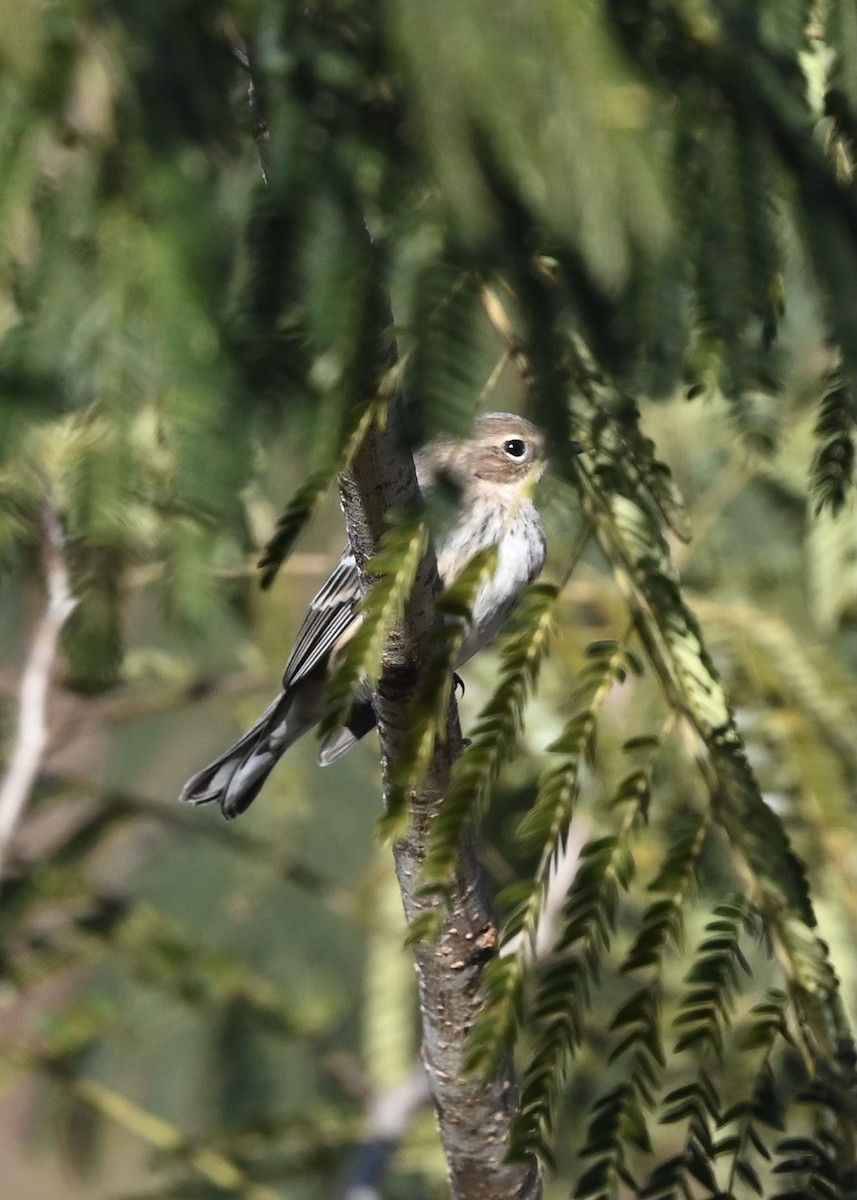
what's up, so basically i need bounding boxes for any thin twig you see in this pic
[0,499,77,883]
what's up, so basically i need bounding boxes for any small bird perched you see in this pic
[180,412,548,819]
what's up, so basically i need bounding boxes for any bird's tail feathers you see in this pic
[179,692,304,820]
[180,692,378,818]
[317,701,376,766]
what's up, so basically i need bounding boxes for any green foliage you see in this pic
[257,393,383,589]
[418,581,557,878]
[466,640,645,1082]
[401,265,489,445]
[513,826,642,1164]
[381,544,500,840]
[321,507,429,736]
[1,1,856,1197]
[811,380,857,516]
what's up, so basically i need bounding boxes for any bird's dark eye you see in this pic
[503,438,527,459]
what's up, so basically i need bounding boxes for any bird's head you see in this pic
[417,412,547,497]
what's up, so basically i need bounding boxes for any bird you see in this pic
[180,412,549,819]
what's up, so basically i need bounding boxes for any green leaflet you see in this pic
[321,510,429,739]
[401,264,487,445]
[574,1084,650,1198]
[811,380,857,518]
[256,467,333,590]
[258,399,382,589]
[578,430,818,926]
[418,581,558,882]
[468,640,645,1082]
[511,822,644,1163]
[381,545,500,840]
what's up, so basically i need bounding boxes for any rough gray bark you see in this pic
[340,402,541,1200]
[232,43,538,1186]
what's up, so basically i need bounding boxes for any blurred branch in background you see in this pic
[0,0,856,1197]
[339,1066,430,1200]
[0,500,76,882]
[1,1035,283,1200]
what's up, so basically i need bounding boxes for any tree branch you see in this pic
[230,35,537,1193]
[340,399,540,1199]
[340,1066,431,1200]
[0,499,77,883]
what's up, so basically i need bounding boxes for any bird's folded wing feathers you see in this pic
[282,552,362,688]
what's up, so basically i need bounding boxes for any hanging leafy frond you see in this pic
[511,739,662,1171]
[806,497,857,633]
[712,992,790,1200]
[810,379,857,516]
[614,403,693,543]
[574,977,669,1197]
[392,0,669,285]
[62,548,124,693]
[465,639,641,1080]
[608,980,667,1087]
[574,1083,650,1199]
[690,595,856,764]
[686,111,754,398]
[381,545,500,840]
[671,899,754,1059]
[772,1120,857,1200]
[733,114,785,351]
[511,802,646,1162]
[257,398,383,588]
[418,581,558,883]
[572,412,853,1039]
[402,264,487,444]
[255,467,334,590]
[517,641,643,856]
[644,1066,722,1197]
[642,932,788,1200]
[572,816,715,1190]
[620,814,711,975]
[321,508,429,737]
[608,0,857,399]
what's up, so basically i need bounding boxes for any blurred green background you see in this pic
[1,1,855,1197]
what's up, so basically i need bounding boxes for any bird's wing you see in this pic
[282,551,362,688]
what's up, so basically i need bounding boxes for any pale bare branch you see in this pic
[0,499,77,881]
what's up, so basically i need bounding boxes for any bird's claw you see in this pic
[453,672,466,698]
